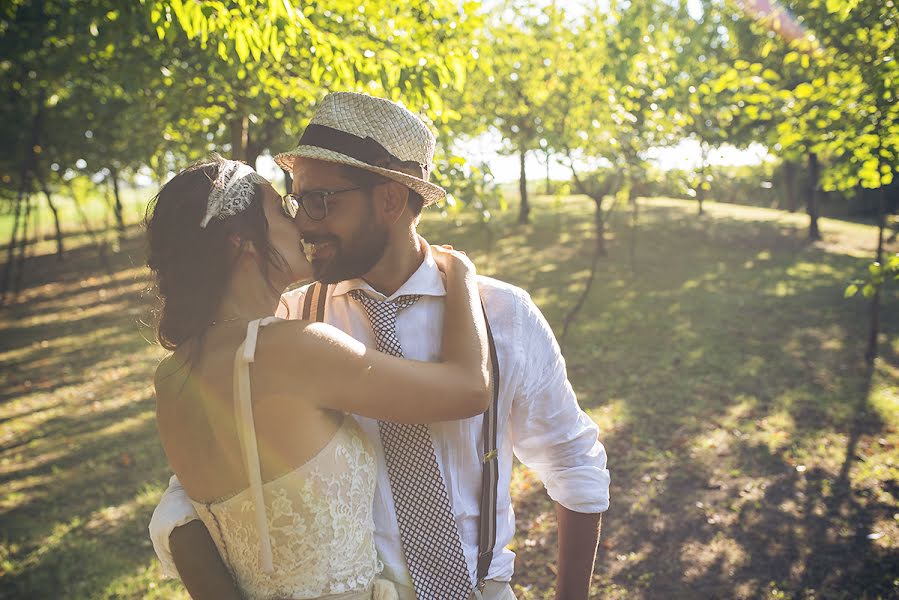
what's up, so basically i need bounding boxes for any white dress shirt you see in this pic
[149,250,610,588]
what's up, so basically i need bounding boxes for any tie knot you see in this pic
[349,290,421,316]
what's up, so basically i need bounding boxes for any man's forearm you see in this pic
[554,503,602,600]
[170,521,242,600]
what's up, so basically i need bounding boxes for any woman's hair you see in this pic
[145,155,286,352]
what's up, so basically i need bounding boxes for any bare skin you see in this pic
[555,507,602,600]
[166,161,600,599]
[155,181,490,599]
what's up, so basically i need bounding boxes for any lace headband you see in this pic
[200,160,269,228]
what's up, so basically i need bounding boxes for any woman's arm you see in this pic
[258,245,491,423]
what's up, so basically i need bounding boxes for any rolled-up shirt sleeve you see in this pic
[148,475,200,579]
[509,293,610,514]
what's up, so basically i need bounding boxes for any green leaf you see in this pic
[844,283,859,298]
[794,83,814,99]
[234,29,249,63]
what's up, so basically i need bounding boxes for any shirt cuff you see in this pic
[542,442,611,514]
[148,475,199,579]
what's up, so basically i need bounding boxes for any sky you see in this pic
[257,0,769,184]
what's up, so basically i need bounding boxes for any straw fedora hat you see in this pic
[274,92,446,206]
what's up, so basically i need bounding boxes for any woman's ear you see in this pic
[228,234,256,257]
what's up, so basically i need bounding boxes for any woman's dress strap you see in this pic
[232,316,281,573]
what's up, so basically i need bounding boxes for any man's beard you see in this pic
[306,219,389,284]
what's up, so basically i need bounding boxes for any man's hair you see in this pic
[337,164,425,217]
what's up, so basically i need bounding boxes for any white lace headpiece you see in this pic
[199,159,269,228]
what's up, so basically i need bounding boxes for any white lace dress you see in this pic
[189,317,394,600]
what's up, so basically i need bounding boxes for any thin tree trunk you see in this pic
[806,152,822,241]
[1,188,26,303]
[230,115,249,161]
[593,196,608,256]
[629,183,639,275]
[13,195,34,293]
[38,176,64,261]
[866,161,887,364]
[697,144,708,216]
[68,182,96,236]
[68,181,112,272]
[560,196,605,348]
[784,160,799,212]
[518,148,530,224]
[545,149,551,195]
[110,168,125,234]
[2,101,42,302]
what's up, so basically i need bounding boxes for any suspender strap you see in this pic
[477,302,500,587]
[301,282,330,321]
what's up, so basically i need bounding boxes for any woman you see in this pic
[146,155,490,600]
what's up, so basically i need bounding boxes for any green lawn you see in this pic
[1,195,897,599]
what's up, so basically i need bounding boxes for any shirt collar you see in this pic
[331,248,447,301]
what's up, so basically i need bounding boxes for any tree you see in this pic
[473,0,564,224]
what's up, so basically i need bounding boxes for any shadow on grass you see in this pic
[2,199,897,599]
[486,201,899,599]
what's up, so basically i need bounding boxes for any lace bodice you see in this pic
[190,318,382,600]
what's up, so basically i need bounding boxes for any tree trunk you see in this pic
[866,166,887,364]
[230,115,249,161]
[14,195,34,293]
[628,183,639,274]
[518,148,530,224]
[68,182,96,235]
[806,152,822,241]
[593,196,608,256]
[1,187,26,303]
[545,149,552,195]
[110,168,125,234]
[2,100,42,302]
[783,160,799,212]
[560,195,605,349]
[697,144,708,216]
[39,176,64,261]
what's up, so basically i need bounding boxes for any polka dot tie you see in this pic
[349,290,472,599]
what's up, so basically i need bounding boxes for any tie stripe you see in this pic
[349,290,472,599]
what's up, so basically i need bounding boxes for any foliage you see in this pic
[846,253,899,298]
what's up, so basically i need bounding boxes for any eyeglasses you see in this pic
[282,186,365,221]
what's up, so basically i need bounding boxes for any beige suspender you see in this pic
[301,282,499,587]
[301,281,330,321]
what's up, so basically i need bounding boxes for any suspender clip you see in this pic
[482,449,498,462]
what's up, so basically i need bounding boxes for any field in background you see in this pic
[1,195,897,599]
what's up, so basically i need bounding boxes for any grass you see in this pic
[1,195,898,599]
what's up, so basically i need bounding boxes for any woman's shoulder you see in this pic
[255,318,348,354]
[154,352,189,403]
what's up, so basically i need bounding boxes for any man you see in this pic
[149,92,609,600]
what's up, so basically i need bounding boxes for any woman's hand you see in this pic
[429,240,477,277]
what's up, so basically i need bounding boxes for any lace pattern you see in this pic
[200,159,268,228]
[192,420,382,600]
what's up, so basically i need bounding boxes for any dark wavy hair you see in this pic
[145,156,287,352]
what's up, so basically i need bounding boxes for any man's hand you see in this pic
[554,503,602,600]
[170,521,242,600]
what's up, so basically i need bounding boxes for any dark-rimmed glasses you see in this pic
[282,186,365,221]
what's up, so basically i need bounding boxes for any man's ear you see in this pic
[375,181,410,226]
